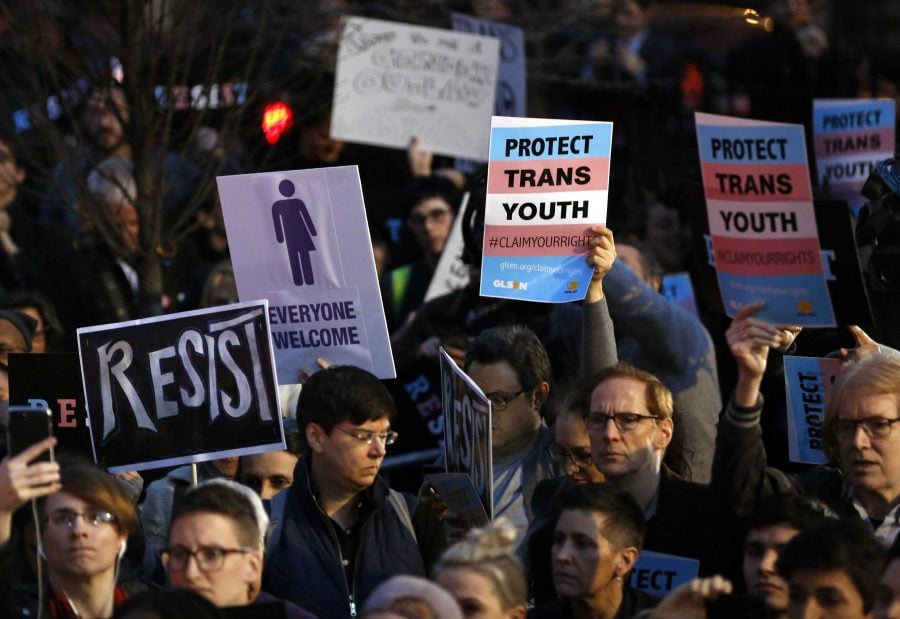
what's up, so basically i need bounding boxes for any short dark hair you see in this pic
[295,365,395,442]
[747,494,834,533]
[464,325,552,392]
[553,482,646,551]
[402,176,461,218]
[570,364,673,421]
[776,519,884,613]
[171,480,264,549]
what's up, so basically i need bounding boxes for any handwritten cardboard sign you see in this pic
[451,12,526,117]
[77,301,283,472]
[440,348,493,519]
[332,16,500,161]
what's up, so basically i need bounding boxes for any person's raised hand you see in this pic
[649,575,733,619]
[408,136,433,177]
[585,225,616,303]
[726,302,787,381]
[0,437,60,544]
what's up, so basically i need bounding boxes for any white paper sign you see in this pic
[425,192,471,301]
[216,166,396,384]
[332,16,500,161]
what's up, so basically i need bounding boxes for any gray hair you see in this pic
[87,156,136,208]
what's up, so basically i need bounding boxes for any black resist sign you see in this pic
[77,302,282,471]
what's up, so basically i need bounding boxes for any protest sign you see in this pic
[332,16,500,161]
[9,353,92,458]
[217,166,395,384]
[425,192,471,301]
[813,99,895,210]
[784,355,842,465]
[77,301,283,472]
[480,116,613,303]
[661,272,700,319]
[440,348,493,519]
[696,112,835,326]
[629,551,700,596]
[451,13,526,118]
[425,472,489,529]
[814,199,874,328]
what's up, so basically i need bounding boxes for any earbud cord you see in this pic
[34,514,123,619]
[31,499,45,619]
[57,554,121,619]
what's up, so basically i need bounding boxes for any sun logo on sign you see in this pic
[796,300,814,315]
[567,280,579,292]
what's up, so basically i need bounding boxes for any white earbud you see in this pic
[38,544,46,559]
[118,540,127,559]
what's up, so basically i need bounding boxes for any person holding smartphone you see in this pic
[2,455,141,618]
[0,437,60,616]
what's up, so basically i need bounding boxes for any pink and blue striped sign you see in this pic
[813,99,895,211]
[480,116,612,303]
[696,112,835,326]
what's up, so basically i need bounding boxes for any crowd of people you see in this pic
[1,0,900,617]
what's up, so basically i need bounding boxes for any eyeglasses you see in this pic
[831,417,900,440]
[336,427,399,446]
[161,545,254,572]
[585,412,660,433]
[485,389,530,412]
[46,509,117,528]
[546,443,593,469]
[408,209,451,229]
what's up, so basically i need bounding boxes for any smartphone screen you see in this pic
[6,406,54,462]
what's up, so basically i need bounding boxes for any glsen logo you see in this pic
[566,280,579,292]
[796,300,814,315]
[493,279,528,290]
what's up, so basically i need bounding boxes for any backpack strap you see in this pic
[266,486,416,555]
[387,488,417,543]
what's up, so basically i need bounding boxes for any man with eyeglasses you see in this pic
[164,479,316,617]
[570,364,743,581]
[264,365,441,618]
[380,176,460,332]
[715,304,900,548]
[464,324,560,537]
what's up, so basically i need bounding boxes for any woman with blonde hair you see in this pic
[432,518,527,619]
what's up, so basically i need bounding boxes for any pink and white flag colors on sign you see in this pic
[695,112,836,327]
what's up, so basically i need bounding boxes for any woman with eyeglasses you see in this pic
[164,479,317,618]
[1,455,141,618]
